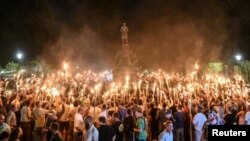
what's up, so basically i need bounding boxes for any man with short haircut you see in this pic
[134,108,147,141]
[88,102,101,124]
[149,103,159,141]
[118,102,127,121]
[33,100,49,140]
[111,112,124,141]
[158,120,174,141]
[57,99,70,141]
[84,115,98,141]
[174,105,184,141]
[157,102,167,132]
[69,101,79,140]
[99,104,108,120]
[123,108,134,141]
[202,110,221,141]
[20,100,32,141]
[74,106,85,141]
[50,122,63,141]
[224,106,236,125]
[193,106,207,141]
[97,116,115,141]
[6,105,17,129]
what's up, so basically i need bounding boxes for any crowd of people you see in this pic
[0,69,249,141]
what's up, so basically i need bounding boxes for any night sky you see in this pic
[1,0,250,71]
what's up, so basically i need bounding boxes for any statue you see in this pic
[114,23,138,82]
[120,22,129,44]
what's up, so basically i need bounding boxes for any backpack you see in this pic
[119,123,124,132]
[140,117,147,131]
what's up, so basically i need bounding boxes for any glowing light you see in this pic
[52,88,59,97]
[195,62,199,70]
[16,52,23,60]
[63,62,68,70]
[235,54,242,61]
[94,83,102,92]
[125,75,130,84]
[41,85,47,91]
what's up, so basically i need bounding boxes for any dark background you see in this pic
[208,125,250,141]
[0,0,250,71]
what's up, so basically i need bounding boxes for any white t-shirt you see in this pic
[74,113,84,133]
[193,113,207,131]
[20,106,31,122]
[158,130,173,141]
[84,125,99,141]
[98,110,108,120]
[245,111,250,125]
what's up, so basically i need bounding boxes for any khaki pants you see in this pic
[176,128,185,141]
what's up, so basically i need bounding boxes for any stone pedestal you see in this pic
[113,23,138,82]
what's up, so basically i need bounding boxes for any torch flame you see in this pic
[63,62,68,70]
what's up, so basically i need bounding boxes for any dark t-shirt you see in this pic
[49,132,62,141]
[174,111,184,129]
[98,125,115,141]
[150,108,159,122]
[224,113,236,125]
[123,115,134,136]
[112,120,124,141]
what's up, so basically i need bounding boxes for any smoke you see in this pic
[125,0,229,72]
[132,19,227,72]
[41,26,114,72]
[38,0,233,72]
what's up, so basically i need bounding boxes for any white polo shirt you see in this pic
[74,113,84,133]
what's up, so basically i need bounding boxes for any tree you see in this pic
[238,61,250,83]
[204,62,224,74]
[28,60,53,74]
[4,62,20,71]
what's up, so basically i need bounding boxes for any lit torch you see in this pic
[125,75,130,84]
[195,62,199,71]
[63,62,69,78]
[63,62,68,71]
